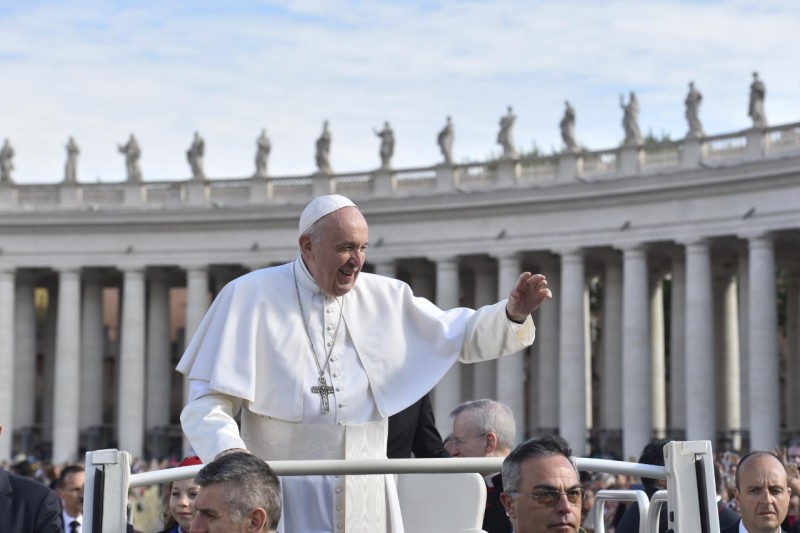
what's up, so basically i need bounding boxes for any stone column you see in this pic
[534,258,560,434]
[746,234,780,449]
[184,266,210,369]
[146,273,172,430]
[117,268,146,458]
[582,275,593,432]
[183,265,210,455]
[80,278,105,429]
[737,251,750,433]
[713,272,740,450]
[621,245,650,459]
[669,253,686,434]
[0,270,15,460]
[495,253,525,443]
[649,272,666,439]
[52,269,82,463]
[13,278,36,430]
[601,254,623,433]
[558,249,587,454]
[41,287,58,442]
[431,256,460,436]
[786,270,800,432]
[472,264,497,401]
[684,240,715,442]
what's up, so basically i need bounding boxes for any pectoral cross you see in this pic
[311,376,335,414]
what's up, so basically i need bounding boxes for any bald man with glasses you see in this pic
[450,399,517,533]
[500,435,587,533]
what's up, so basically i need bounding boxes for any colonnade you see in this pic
[1,229,797,463]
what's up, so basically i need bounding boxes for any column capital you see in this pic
[611,242,649,254]
[553,247,584,258]
[489,250,520,261]
[119,266,146,276]
[739,231,774,246]
[681,238,711,254]
[427,254,459,266]
[55,266,82,275]
[180,264,209,273]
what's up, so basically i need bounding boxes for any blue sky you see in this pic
[1,0,798,183]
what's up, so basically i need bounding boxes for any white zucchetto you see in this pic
[298,194,357,235]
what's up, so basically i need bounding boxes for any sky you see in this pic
[0,0,798,184]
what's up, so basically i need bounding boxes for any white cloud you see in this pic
[0,0,797,183]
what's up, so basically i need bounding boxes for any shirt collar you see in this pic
[295,256,324,295]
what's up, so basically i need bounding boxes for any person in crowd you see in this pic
[722,451,791,533]
[158,456,203,533]
[387,391,450,459]
[191,452,281,533]
[57,464,85,533]
[450,399,517,533]
[178,194,552,531]
[500,434,586,533]
[0,424,63,532]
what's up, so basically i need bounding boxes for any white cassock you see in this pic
[178,257,535,533]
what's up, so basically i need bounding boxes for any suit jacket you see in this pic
[0,468,64,533]
[720,519,787,533]
[387,392,450,459]
[484,473,512,533]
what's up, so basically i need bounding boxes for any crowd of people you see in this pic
[4,418,800,532]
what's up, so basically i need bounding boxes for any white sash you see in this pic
[241,411,403,532]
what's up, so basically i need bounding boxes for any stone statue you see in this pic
[685,82,704,138]
[187,131,205,179]
[254,129,271,177]
[497,106,518,158]
[373,121,394,169]
[560,101,578,153]
[117,134,142,182]
[437,116,454,165]
[0,138,15,183]
[748,71,767,128]
[620,91,642,146]
[315,120,332,174]
[64,137,80,182]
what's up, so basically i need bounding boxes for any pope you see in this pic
[178,194,552,532]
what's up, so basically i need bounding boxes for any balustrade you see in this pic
[0,122,798,210]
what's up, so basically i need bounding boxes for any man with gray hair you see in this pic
[450,399,517,532]
[191,451,281,533]
[500,435,586,533]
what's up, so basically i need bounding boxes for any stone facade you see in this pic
[1,122,799,462]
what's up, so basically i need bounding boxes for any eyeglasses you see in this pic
[511,488,586,506]
[449,433,487,447]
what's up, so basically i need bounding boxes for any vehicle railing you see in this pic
[84,440,716,533]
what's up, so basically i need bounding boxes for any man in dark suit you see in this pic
[721,451,790,533]
[0,425,64,532]
[387,392,450,459]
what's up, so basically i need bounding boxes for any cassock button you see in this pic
[336,386,342,392]
[337,505,342,512]
[330,356,338,362]
[333,372,340,377]
[327,341,333,347]
[327,308,333,313]
[338,402,346,408]
[327,325,334,331]
[335,487,342,494]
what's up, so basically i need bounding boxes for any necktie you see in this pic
[70,520,80,533]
